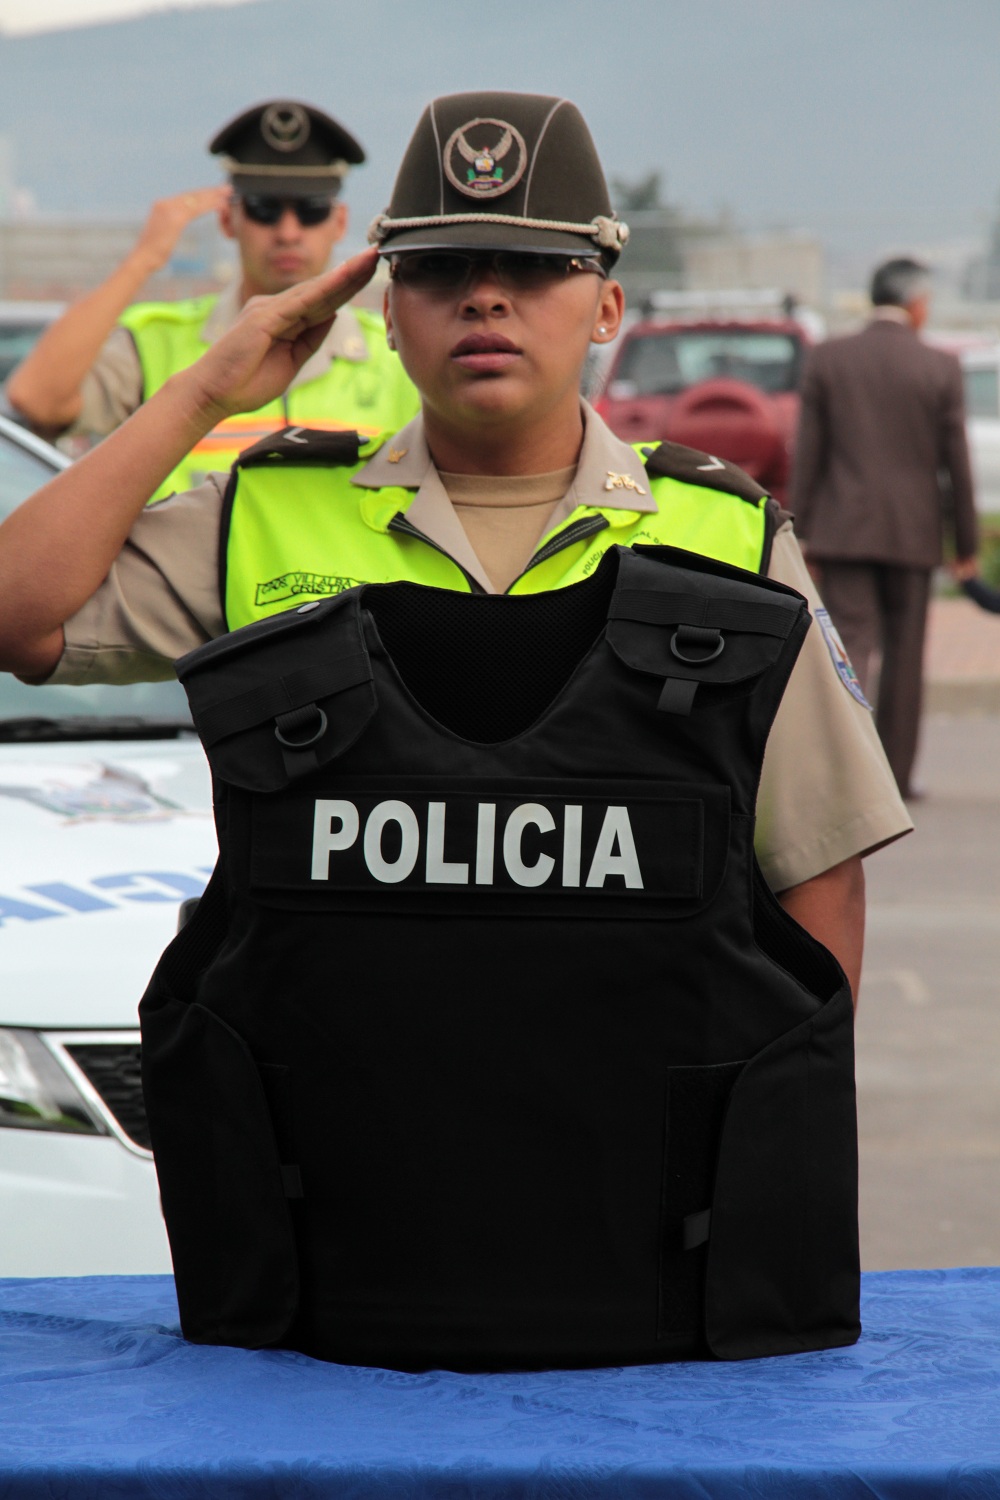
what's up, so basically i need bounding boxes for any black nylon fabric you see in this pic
[141,544,860,1370]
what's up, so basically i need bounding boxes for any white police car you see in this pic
[0,415,216,1274]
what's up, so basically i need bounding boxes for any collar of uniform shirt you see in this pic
[351,404,657,595]
[200,277,371,383]
[870,304,915,326]
[355,403,656,511]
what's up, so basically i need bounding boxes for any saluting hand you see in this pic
[179,249,380,422]
[132,187,231,273]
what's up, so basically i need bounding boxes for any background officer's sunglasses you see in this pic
[239,195,334,227]
[388,250,608,296]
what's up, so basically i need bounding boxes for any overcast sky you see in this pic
[0,0,250,34]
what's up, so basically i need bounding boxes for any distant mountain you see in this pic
[1,0,999,264]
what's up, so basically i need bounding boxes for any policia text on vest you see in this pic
[140,545,860,1372]
[312,796,657,890]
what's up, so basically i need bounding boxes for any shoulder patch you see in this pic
[814,607,872,709]
[642,441,768,505]
[236,427,365,469]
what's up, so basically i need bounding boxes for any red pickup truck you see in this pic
[594,315,811,505]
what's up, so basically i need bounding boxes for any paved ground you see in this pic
[857,672,1000,1269]
[925,592,1000,712]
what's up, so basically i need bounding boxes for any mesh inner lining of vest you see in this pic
[362,555,617,743]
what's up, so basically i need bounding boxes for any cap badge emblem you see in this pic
[261,103,311,153]
[444,117,528,200]
[604,471,647,495]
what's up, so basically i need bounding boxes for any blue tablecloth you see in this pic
[3,1268,1000,1498]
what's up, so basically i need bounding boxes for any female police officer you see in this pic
[0,91,909,998]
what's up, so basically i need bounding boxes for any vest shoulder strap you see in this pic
[118,294,218,333]
[236,428,375,469]
[641,440,768,505]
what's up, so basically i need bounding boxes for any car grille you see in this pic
[64,1041,150,1151]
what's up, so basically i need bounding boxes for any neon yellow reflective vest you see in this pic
[118,297,420,502]
[221,429,777,632]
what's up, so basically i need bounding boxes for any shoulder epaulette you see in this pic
[236,427,366,469]
[642,440,768,505]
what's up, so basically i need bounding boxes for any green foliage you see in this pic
[610,171,665,213]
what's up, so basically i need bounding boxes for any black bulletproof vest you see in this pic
[141,544,860,1370]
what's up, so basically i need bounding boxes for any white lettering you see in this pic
[311,800,359,880]
[503,803,556,887]
[311,796,648,892]
[425,801,469,884]
[476,803,496,885]
[364,800,420,884]
[562,804,583,887]
[586,806,644,889]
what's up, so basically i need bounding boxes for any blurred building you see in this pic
[962,198,1000,303]
[610,178,824,312]
[682,232,824,311]
[0,216,231,301]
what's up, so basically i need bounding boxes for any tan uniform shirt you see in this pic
[70,282,380,438]
[51,406,912,892]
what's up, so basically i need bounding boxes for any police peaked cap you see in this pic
[369,91,629,261]
[210,100,365,199]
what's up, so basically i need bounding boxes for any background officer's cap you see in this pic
[369,91,628,262]
[209,100,365,199]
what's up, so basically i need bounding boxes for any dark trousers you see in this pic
[818,562,931,797]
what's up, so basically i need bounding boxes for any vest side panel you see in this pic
[139,867,300,1348]
[705,984,859,1358]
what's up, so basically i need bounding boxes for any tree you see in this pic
[610,170,665,214]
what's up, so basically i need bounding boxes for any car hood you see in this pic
[0,738,217,1028]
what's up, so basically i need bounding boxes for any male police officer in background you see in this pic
[5,99,418,498]
[0,90,911,1001]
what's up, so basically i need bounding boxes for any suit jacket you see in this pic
[789,319,978,568]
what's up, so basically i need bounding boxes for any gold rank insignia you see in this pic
[604,471,646,495]
[386,447,408,464]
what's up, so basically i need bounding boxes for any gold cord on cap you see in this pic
[368,210,629,251]
[222,155,350,180]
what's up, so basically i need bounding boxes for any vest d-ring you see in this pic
[670,623,725,664]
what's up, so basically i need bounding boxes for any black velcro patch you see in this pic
[237,427,365,469]
[642,440,768,505]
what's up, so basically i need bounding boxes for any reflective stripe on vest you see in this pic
[222,442,769,631]
[118,300,419,502]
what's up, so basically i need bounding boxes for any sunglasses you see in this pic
[388,250,608,296]
[239,195,334,227]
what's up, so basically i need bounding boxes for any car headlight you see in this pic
[0,1028,105,1134]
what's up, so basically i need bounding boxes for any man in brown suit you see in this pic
[790,257,978,798]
